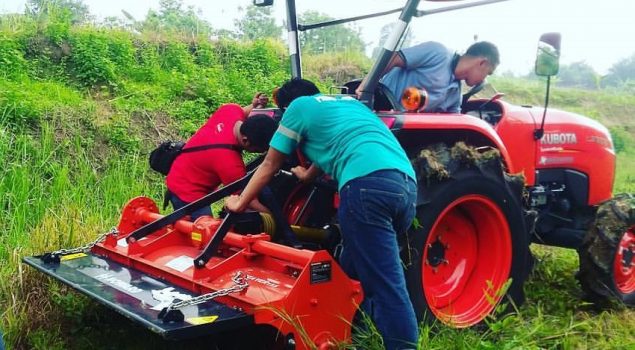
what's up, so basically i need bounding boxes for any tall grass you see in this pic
[0,12,634,349]
[0,115,163,348]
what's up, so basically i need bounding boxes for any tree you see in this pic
[26,0,91,24]
[556,61,599,90]
[602,53,635,90]
[141,0,213,37]
[234,5,282,41]
[297,11,366,55]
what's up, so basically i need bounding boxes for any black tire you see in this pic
[404,143,529,327]
[576,194,635,305]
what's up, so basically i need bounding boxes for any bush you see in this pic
[303,51,371,84]
[193,41,218,67]
[609,126,634,154]
[0,34,28,79]
[160,41,195,73]
[106,30,136,74]
[67,28,117,88]
[130,42,162,82]
[100,114,140,152]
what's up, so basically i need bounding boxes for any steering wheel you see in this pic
[461,81,485,109]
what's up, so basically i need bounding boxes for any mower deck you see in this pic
[23,194,361,349]
[23,253,253,340]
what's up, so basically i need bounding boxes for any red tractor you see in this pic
[25,0,634,348]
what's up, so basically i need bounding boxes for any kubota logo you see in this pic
[541,133,577,145]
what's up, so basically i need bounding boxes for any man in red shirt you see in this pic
[166,93,277,219]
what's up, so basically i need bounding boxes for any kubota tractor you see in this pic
[24,0,634,349]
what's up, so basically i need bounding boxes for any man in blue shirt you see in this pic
[381,41,499,112]
[225,78,419,350]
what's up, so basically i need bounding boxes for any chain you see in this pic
[51,227,119,257]
[166,272,248,311]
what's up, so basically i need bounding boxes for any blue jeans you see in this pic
[338,169,418,350]
[169,192,212,221]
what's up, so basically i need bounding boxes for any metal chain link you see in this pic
[51,227,119,256]
[166,272,248,311]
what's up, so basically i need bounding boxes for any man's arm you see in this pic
[225,148,287,213]
[247,198,270,214]
[291,164,323,183]
[384,51,406,74]
[356,52,406,96]
[242,92,269,117]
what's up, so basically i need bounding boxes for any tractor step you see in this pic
[23,253,253,340]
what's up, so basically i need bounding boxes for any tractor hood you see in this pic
[528,107,613,149]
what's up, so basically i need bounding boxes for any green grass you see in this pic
[0,117,165,349]
[1,30,634,348]
[615,151,635,193]
[2,99,634,350]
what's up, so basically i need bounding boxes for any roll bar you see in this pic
[257,0,510,107]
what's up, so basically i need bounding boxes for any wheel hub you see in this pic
[421,195,513,327]
[621,245,634,268]
[427,238,447,267]
[613,229,635,294]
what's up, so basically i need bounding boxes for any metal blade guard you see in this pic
[25,196,362,349]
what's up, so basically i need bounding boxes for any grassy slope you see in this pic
[2,73,635,349]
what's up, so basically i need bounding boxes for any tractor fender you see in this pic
[382,113,515,172]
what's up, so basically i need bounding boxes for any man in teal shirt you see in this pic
[225,78,418,350]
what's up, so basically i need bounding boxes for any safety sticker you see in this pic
[191,232,202,241]
[310,261,332,284]
[165,255,194,272]
[60,253,87,261]
[186,315,219,325]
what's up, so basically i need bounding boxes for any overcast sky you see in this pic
[2,0,634,75]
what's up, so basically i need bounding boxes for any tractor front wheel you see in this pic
[405,143,529,327]
[577,194,635,305]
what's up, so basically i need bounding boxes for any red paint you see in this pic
[422,195,512,327]
[614,227,635,294]
[389,99,615,205]
[96,196,363,350]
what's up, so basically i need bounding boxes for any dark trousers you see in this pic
[169,192,212,221]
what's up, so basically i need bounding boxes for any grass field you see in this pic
[1,73,635,349]
[1,97,634,350]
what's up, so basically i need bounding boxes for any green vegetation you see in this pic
[1,1,634,349]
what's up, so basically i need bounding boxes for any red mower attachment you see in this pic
[24,195,362,349]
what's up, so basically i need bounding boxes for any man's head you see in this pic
[275,78,321,109]
[457,41,499,86]
[239,114,277,153]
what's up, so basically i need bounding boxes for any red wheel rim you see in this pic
[613,227,635,294]
[422,194,512,327]
[283,185,313,226]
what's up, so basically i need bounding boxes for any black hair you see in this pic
[240,114,278,151]
[276,78,321,109]
[465,41,500,68]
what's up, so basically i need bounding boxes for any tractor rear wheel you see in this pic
[577,194,635,305]
[404,143,529,327]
